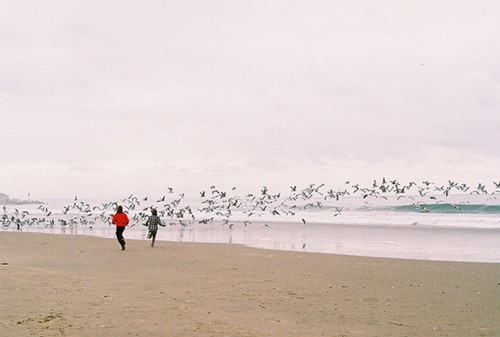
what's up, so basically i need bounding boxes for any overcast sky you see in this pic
[1,1,499,199]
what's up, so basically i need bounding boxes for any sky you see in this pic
[1,1,499,199]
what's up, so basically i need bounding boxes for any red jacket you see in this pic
[112,213,129,227]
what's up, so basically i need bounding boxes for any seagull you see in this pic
[418,189,428,197]
[476,183,487,193]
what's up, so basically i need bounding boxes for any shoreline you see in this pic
[1,232,499,336]
[4,218,500,263]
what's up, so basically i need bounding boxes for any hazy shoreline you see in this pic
[5,217,500,263]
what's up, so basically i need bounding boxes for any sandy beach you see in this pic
[1,232,499,337]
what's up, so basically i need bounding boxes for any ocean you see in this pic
[2,184,499,263]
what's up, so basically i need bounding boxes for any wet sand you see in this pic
[1,232,499,336]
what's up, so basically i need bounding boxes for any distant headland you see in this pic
[0,192,44,205]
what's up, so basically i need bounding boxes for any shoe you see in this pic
[121,245,126,251]
[147,232,152,239]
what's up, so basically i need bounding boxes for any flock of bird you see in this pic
[2,179,499,231]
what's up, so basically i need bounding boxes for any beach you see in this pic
[1,232,499,337]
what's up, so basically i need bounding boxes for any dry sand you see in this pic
[1,232,499,337]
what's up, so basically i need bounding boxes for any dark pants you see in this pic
[116,226,126,248]
[149,230,157,247]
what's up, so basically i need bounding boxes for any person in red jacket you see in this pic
[112,205,129,250]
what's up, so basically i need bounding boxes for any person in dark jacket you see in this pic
[143,208,165,247]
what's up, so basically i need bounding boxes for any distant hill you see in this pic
[0,192,43,205]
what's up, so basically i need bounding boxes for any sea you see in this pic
[2,187,499,263]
